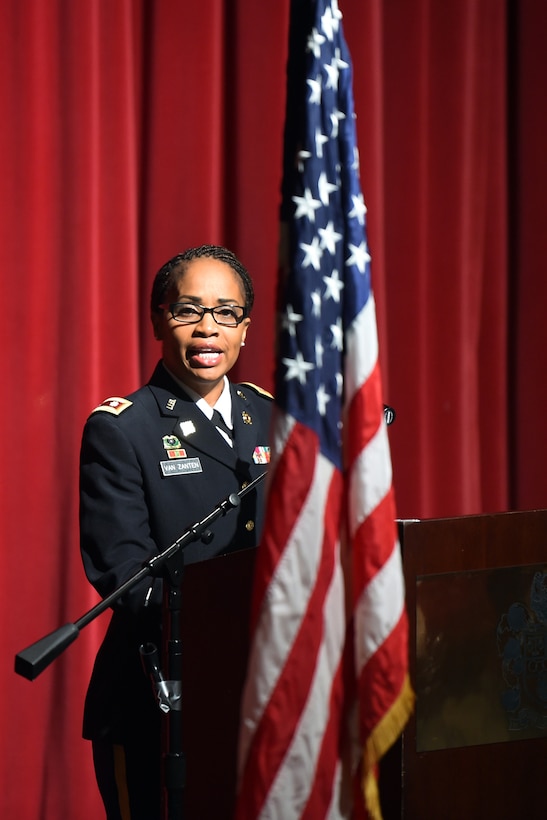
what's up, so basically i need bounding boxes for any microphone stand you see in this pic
[14,471,267,820]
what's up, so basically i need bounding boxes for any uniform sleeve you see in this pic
[79,411,161,613]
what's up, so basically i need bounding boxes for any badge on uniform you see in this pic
[180,420,196,437]
[161,435,187,459]
[160,457,202,477]
[93,397,133,415]
[242,411,252,425]
[163,435,181,448]
[253,446,271,464]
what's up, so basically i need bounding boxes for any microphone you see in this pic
[383,405,396,426]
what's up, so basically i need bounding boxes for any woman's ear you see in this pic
[241,317,251,346]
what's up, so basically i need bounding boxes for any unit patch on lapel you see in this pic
[253,446,271,464]
[163,435,182,449]
[92,397,133,415]
[165,398,177,411]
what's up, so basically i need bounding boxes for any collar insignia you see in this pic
[180,420,196,437]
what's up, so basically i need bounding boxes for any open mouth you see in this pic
[187,348,223,368]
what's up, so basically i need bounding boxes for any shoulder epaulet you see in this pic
[91,397,133,416]
[238,382,274,400]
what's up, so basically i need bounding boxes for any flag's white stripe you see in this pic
[354,542,405,673]
[271,410,297,462]
[238,454,336,770]
[267,410,297,486]
[260,536,347,819]
[326,762,346,820]
[348,422,393,535]
[344,295,379,403]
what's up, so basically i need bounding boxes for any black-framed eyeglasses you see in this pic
[159,302,248,327]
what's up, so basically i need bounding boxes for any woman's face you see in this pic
[153,257,251,405]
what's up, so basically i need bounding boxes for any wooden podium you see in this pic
[385,508,547,820]
[179,547,257,818]
[178,510,547,818]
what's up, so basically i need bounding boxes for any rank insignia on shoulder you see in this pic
[93,397,133,415]
[253,446,271,464]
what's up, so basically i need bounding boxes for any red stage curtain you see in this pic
[1,1,546,818]
[371,0,509,519]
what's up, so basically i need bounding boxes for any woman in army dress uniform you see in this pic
[80,245,272,819]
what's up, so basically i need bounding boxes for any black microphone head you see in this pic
[383,405,396,426]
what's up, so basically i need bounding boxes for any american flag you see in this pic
[236,1,413,817]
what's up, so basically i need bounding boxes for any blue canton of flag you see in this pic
[278,0,371,470]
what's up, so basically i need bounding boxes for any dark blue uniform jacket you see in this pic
[80,361,272,742]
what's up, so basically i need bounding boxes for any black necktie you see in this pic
[212,409,233,443]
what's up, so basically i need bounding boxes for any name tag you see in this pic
[160,457,202,477]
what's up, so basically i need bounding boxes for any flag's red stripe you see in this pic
[345,361,384,468]
[236,469,342,817]
[248,420,318,631]
[352,491,398,591]
[357,613,410,736]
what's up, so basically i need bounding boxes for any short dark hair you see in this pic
[150,245,254,315]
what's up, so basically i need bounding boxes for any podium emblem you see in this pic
[497,570,547,730]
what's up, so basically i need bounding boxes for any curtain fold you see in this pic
[379,0,508,518]
[1,2,145,816]
[1,1,545,817]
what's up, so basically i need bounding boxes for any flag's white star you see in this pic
[293,188,321,222]
[324,59,340,90]
[334,47,349,72]
[323,268,344,301]
[307,27,325,58]
[348,193,367,224]
[330,318,343,351]
[321,5,336,41]
[282,304,303,337]
[317,384,330,416]
[307,76,322,105]
[335,371,343,396]
[282,351,315,385]
[300,237,323,270]
[319,221,343,255]
[311,289,322,318]
[332,0,343,23]
[315,128,329,159]
[346,241,371,273]
[351,143,360,172]
[315,335,324,367]
[318,172,338,206]
[330,109,345,139]
[297,148,312,172]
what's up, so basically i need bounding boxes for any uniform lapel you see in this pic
[230,384,260,465]
[175,404,238,467]
[146,365,239,468]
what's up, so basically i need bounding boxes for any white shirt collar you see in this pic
[162,363,233,429]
